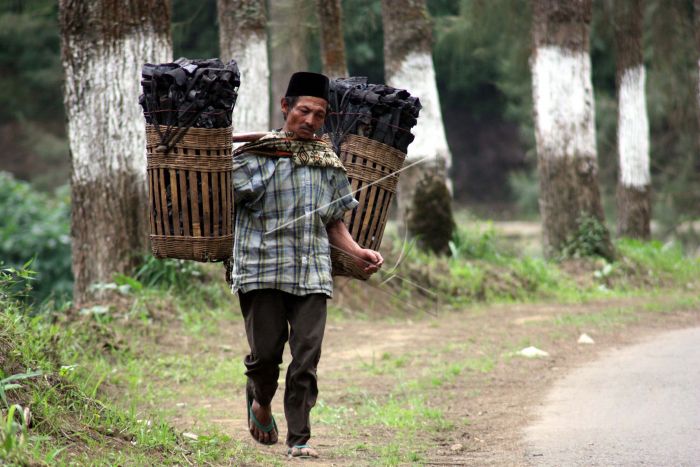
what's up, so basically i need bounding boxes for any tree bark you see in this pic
[268,0,310,128]
[59,0,172,305]
[315,0,348,78]
[381,0,452,221]
[531,0,612,258]
[613,0,650,239]
[217,0,269,132]
[694,0,700,145]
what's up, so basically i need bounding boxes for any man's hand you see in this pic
[327,219,384,276]
[355,248,383,274]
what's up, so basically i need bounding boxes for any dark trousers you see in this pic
[238,289,327,447]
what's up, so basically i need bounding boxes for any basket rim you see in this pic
[339,133,406,158]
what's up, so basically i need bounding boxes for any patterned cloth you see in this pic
[233,131,346,171]
[230,132,359,297]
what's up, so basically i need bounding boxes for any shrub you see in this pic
[560,214,615,261]
[0,173,72,303]
[407,173,455,254]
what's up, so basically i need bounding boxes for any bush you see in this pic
[0,172,72,303]
[407,173,455,254]
[560,214,615,262]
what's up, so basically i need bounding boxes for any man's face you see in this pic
[281,96,328,139]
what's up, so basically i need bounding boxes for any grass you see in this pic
[554,306,639,328]
[3,223,700,464]
[376,222,700,312]
[549,291,700,331]
[0,264,284,466]
[314,391,450,465]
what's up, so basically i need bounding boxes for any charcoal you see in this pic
[139,57,240,139]
[323,77,421,154]
[141,58,240,240]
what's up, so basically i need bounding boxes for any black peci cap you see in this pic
[285,71,330,102]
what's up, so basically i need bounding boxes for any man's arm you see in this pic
[326,219,384,275]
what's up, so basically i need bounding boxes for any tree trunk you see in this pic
[217,0,269,132]
[268,0,310,128]
[694,0,700,145]
[315,0,348,78]
[59,0,172,305]
[531,0,612,258]
[381,0,452,221]
[613,0,650,239]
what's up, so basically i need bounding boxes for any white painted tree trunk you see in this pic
[63,32,171,189]
[531,46,597,162]
[387,51,451,170]
[694,0,700,145]
[60,0,172,304]
[531,0,612,259]
[617,66,650,189]
[217,0,269,133]
[697,58,700,131]
[616,65,651,238]
[381,0,452,222]
[614,0,650,239]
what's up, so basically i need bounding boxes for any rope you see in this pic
[264,157,428,235]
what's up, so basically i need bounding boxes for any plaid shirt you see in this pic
[230,150,358,297]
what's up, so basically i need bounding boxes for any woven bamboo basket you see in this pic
[146,125,233,262]
[330,134,406,280]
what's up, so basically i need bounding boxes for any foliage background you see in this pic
[0,0,698,301]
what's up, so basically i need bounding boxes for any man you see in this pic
[230,71,383,458]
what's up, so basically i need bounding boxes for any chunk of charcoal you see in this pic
[323,77,421,153]
[140,57,241,143]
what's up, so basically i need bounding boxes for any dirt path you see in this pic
[148,294,700,465]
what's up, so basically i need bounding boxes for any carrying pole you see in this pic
[232,132,267,143]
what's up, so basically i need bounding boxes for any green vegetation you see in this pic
[0,264,279,465]
[380,221,700,312]
[1,0,698,464]
[2,221,699,464]
[3,0,699,230]
[408,172,456,254]
[0,173,71,303]
[560,214,615,262]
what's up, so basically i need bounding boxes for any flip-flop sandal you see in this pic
[287,444,318,458]
[246,389,278,445]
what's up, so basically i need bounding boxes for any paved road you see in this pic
[524,327,700,466]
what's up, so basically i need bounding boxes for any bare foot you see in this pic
[288,444,319,458]
[249,399,278,445]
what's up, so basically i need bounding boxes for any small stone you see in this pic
[517,346,549,358]
[578,333,595,344]
[450,443,463,452]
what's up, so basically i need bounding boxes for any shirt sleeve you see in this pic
[326,170,359,224]
[231,155,272,207]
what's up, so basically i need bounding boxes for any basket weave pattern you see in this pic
[146,125,233,262]
[331,134,406,279]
